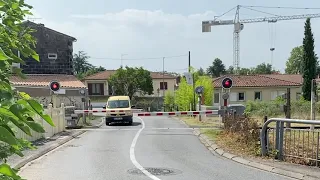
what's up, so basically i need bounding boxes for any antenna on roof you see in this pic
[26,16,42,22]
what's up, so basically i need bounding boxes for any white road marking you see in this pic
[130,117,161,180]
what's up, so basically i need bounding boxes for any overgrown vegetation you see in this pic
[170,67,213,111]
[0,0,54,179]
[245,98,320,120]
[215,115,261,156]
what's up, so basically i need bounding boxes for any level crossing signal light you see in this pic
[49,81,60,92]
[222,77,233,89]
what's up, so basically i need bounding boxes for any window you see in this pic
[230,93,237,101]
[107,100,129,108]
[271,91,286,100]
[160,82,168,90]
[238,92,245,101]
[48,53,57,60]
[296,92,302,100]
[214,93,220,104]
[254,92,262,100]
[88,83,104,95]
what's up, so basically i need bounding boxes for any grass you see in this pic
[200,129,222,140]
[180,115,222,127]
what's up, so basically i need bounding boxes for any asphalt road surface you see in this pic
[19,116,294,180]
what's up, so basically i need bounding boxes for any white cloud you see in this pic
[27,9,320,73]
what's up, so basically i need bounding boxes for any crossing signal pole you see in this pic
[49,81,60,108]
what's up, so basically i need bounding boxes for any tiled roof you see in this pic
[213,75,301,88]
[260,74,303,84]
[10,74,86,88]
[23,21,76,41]
[84,70,176,80]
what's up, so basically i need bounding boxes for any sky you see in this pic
[25,0,320,73]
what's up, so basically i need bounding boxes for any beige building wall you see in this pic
[152,78,176,96]
[84,78,176,97]
[213,86,302,106]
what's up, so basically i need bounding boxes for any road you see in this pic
[19,116,293,180]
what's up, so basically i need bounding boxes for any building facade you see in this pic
[19,21,76,75]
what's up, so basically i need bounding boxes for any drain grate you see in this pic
[128,167,182,176]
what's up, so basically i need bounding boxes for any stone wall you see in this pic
[21,21,75,75]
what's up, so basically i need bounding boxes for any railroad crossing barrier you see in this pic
[74,109,221,116]
[74,109,143,113]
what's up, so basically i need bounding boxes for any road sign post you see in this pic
[221,77,233,122]
[49,81,60,108]
[195,86,204,121]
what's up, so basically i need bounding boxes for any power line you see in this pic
[241,5,320,10]
[89,54,188,61]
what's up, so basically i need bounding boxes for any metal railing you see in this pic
[261,118,320,166]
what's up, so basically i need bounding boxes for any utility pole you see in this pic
[162,57,165,97]
[188,51,196,111]
[120,54,128,67]
[311,79,316,130]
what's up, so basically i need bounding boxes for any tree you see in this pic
[77,66,106,80]
[252,63,273,74]
[302,18,317,101]
[195,76,214,106]
[175,67,214,110]
[0,1,54,179]
[207,58,226,77]
[238,68,252,75]
[226,66,234,74]
[197,67,205,76]
[73,51,94,75]
[164,91,175,111]
[285,46,304,74]
[108,66,153,98]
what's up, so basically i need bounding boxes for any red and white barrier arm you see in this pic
[74,109,143,114]
[136,110,219,116]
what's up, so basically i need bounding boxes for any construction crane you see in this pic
[202,5,320,74]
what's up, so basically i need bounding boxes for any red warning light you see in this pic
[49,81,60,92]
[222,78,233,89]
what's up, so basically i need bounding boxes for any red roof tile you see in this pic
[260,74,303,84]
[213,75,301,88]
[10,74,86,88]
[84,70,176,80]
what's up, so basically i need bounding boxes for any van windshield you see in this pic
[107,100,130,108]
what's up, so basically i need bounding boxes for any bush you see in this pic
[245,98,316,119]
[224,115,260,145]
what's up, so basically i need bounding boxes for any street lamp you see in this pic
[120,54,128,67]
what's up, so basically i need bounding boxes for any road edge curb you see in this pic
[14,130,86,170]
[193,129,319,180]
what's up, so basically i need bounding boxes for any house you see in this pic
[82,70,177,97]
[18,21,76,75]
[212,74,303,106]
[10,74,87,108]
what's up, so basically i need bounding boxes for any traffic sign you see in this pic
[222,93,229,100]
[49,81,60,92]
[195,86,204,94]
[183,72,193,85]
[222,77,233,89]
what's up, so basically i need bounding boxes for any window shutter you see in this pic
[160,82,163,90]
[230,93,237,101]
[88,83,92,95]
[100,83,104,95]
